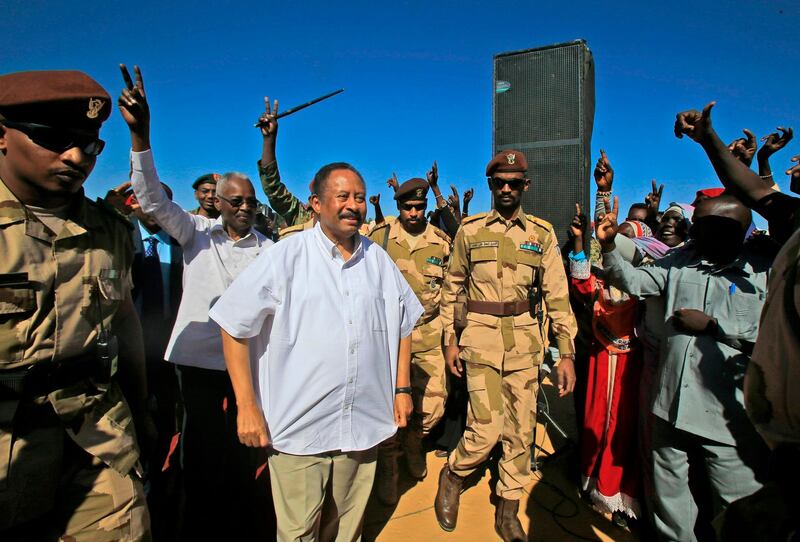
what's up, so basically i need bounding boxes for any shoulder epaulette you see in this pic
[278,223,307,239]
[369,221,391,234]
[429,224,452,244]
[461,212,487,225]
[528,215,553,232]
[90,198,134,230]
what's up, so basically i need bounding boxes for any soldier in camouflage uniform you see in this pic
[368,178,451,504]
[0,71,151,539]
[434,150,577,542]
[255,97,314,228]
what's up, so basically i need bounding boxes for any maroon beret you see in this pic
[485,149,528,177]
[394,178,429,202]
[0,70,112,131]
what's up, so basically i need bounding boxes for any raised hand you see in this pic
[258,96,279,142]
[596,196,620,249]
[674,101,715,143]
[426,161,439,188]
[387,173,399,192]
[728,129,758,167]
[570,203,587,238]
[369,193,380,206]
[463,188,474,206]
[118,65,150,134]
[759,127,794,158]
[787,154,800,194]
[645,179,664,216]
[448,184,461,211]
[593,149,614,191]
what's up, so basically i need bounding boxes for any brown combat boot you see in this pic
[494,497,526,542]
[403,428,428,480]
[375,440,399,506]
[434,464,464,531]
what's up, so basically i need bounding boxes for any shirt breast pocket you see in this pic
[516,250,542,284]
[0,273,36,317]
[358,290,388,332]
[469,246,498,282]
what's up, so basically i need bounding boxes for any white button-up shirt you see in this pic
[130,150,270,370]
[209,223,423,454]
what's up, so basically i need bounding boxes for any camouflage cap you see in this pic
[485,149,528,177]
[0,70,111,131]
[394,178,429,202]
[192,173,221,189]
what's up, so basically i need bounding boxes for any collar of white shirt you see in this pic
[313,221,364,264]
[209,216,264,247]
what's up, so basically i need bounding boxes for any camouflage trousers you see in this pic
[0,398,150,541]
[448,361,539,500]
[411,345,448,434]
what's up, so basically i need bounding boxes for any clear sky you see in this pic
[3,0,798,228]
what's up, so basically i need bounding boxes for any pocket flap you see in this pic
[0,286,35,315]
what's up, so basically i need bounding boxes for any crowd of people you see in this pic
[0,64,797,542]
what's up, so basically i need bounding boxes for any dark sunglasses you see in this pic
[401,202,427,212]
[490,177,525,190]
[217,194,259,209]
[0,119,105,156]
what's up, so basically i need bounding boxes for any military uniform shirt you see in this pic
[440,210,576,371]
[368,220,450,351]
[257,159,313,227]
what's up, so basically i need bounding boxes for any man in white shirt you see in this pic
[118,65,272,540]
[210,161,423,542]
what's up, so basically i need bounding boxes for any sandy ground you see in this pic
[362,378,642,542]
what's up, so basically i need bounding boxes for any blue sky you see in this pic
[3,0,798,228]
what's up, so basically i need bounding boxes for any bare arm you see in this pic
[221,330,269,447]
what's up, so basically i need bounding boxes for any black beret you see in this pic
[192,173,220,189]
[394,178,429,202]
[485,149,528,177]
[0,70,111,132]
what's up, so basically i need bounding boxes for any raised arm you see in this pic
[369,193,385,226]
[674,102,774,206]
[118,64,197,246]
[757,127,793,188]
[597,196,668,296]
[256,97,309,226]
[593,149,614,221]
[462,188,474,218]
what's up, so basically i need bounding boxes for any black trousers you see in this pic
[177,365,274,541]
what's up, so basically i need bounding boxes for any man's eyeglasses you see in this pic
[216,194,259,209]
[401,202,427,212]
[0,119,105,156]
[490,177,525,191]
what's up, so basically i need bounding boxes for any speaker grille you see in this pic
[493,41,594,243]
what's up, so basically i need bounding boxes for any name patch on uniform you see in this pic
[426,256,444,266]
[469,241,499,249]
[519,242,542,253]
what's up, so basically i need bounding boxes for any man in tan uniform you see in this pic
[368,178,451,503]
[434,150,577,542]
[0,71,151,539]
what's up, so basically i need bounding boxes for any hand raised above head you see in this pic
[593,149,613,191]
[258,96,279,140]
[369,193,380,206]
[596,196,620,249]
[426,161,439,187]
[463,188,474,205]
[387,173,399,191]
[570,202,587,238]
[760,126,793,157]
[118,64,150,130]
[728,129,757,166]
[645,179,664,215]
[674,101,715,142]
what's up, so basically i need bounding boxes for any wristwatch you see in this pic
[395,387,412,395]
